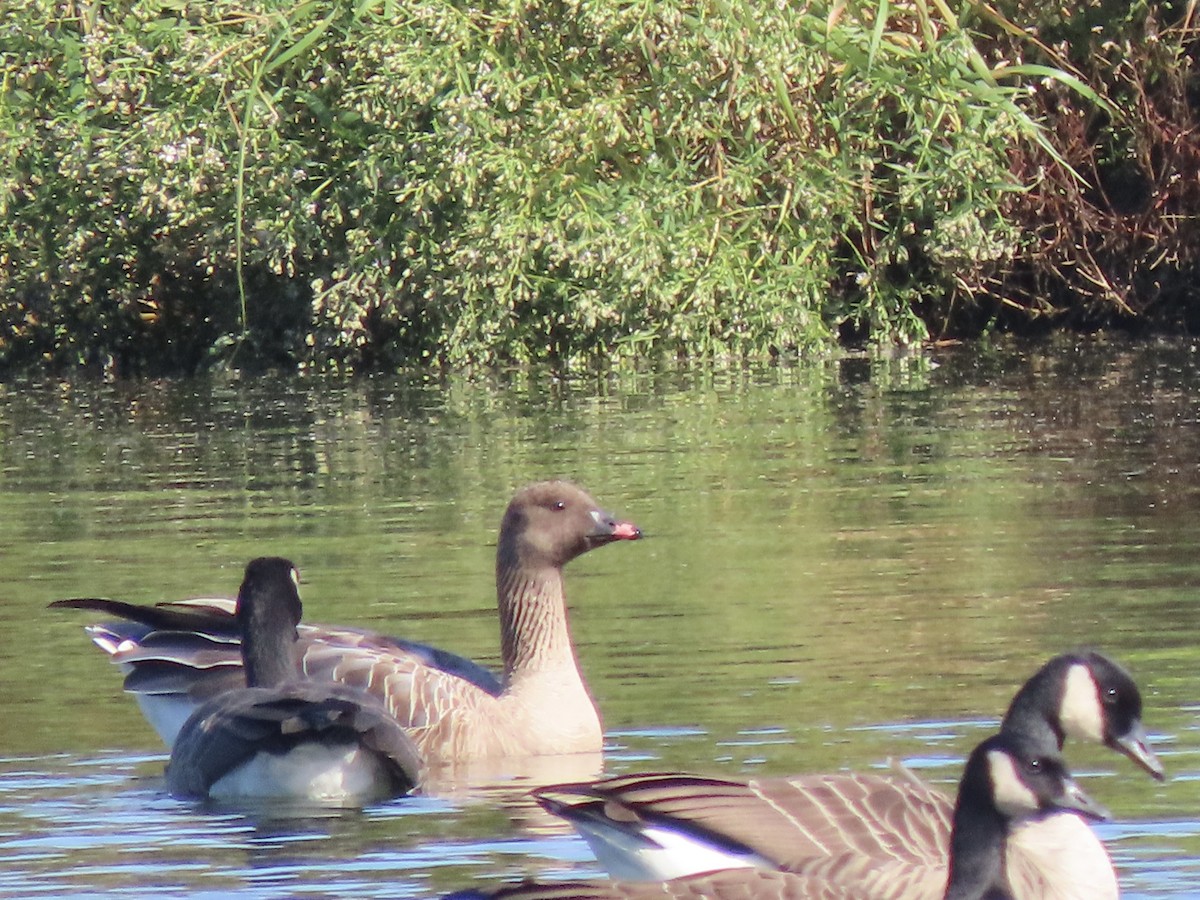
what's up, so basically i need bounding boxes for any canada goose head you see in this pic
[496,481,642,575]
[945,731,1109,900]
[1003,650,1164,780]
[235,556,304,689]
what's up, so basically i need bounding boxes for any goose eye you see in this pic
[1105,687,1119,704]
[1027,757,1042,773]
[552,500,567,511]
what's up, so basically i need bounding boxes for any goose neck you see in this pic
[496,564,575,679]
[944,789,1008,900]
[1001,665,1066,752]
[241,612,301,688]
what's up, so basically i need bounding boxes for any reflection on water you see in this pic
[1,337,1199,897]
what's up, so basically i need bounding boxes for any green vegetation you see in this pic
[2,1,1197,374]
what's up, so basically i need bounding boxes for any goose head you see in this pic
[496,481,642,575]
[235,556,304,689]
[945,730,1109,900]
[1003,650,1164,780]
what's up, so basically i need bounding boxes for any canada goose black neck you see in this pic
[236,556,303,689]
[944,750,1009,900]
[1001,655,1078,752]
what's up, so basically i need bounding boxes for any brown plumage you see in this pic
[52,481,641,766]
[448,732,1110,900]
[535,770,950,879]
[453,869,868,900]
[514,652,1156,897]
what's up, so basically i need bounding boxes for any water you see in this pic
[1,337,1199,897]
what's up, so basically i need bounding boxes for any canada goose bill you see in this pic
[1107,715,1163,780]
[51,481,641,766]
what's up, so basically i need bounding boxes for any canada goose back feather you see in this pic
[534,770,951,881]
[166,680,422,805]
[446,869,872,899]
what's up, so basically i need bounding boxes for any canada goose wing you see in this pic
[102,629,243,669]
[770,771,952,868]
[56,597,245,680]
[535,771,952,879]
[166,681,422,799]
[448,868,867,899]
[784,849,947,899]
[786,813,1117,900]
[58,599,246,705]
[121,660,246,700]
[58,596,501,692]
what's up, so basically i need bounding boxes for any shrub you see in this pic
[978,0,1200,332]
[5,0,1187,373]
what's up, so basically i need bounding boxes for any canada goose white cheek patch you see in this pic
[1060,663,1105,744]
[988,750,1041,818]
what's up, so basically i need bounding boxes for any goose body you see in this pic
[54,481,641,765]
[530,652,1158,890]
[449,731,1111,899]
[534,769,953,884]
[167,681,421,805]
[79,599,503,748]
[165,557,422,806]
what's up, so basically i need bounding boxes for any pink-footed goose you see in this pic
[52,481,641,766]
[167,557,421,805]
[513,652,1157,899]
[447,730,1111,899]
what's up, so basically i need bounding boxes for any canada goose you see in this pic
[446,730,1111,899]
[51,481,642,764]
[528,651,1158,887]
[166,557,422,805]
